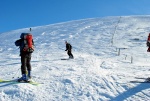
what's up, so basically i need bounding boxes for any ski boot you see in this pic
[18,74,29,82]
[146,77,150,82]
[69,56,74,59]
[27,71,32,81]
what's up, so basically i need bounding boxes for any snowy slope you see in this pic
[0,16,150,101]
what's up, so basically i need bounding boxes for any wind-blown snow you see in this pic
[0,16,150,101]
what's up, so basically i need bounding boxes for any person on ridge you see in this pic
[15,33,34,82]
[146,33,150,81]
[147,33,150,52]
[65,41,74,59]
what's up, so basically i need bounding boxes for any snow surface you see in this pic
[0,16,150,101]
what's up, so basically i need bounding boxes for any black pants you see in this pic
[21,53,31,74]
[67,50,73,58]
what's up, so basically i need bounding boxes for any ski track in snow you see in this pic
[0,16,150,101]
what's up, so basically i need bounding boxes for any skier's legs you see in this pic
[26,54,31,71]
[147,47,150,52]
[21,54,27,75]
[70,53,74,58]
[67,51,70,57]
[26,53,32,78]
[68,50,74,58]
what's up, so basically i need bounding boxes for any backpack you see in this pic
[15,33,34,53]
[67,43,72,50]
[69,44,72,49]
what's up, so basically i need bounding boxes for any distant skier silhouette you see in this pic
[147,33,150,52]
[65,41,74,59]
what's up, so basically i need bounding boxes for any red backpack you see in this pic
[20,33,34,53]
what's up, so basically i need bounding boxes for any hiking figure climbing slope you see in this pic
[147,33,150,52]
[65,41,74,59]
[15,33,34,82]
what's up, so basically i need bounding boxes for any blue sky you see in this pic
[0,0,150,33]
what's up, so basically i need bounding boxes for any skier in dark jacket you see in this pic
[15,33,34,82]
[146,33,150,81]
[147,33,150,52]
[65,41,74,59]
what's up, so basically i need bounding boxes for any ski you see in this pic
[18,80,40,86]
[0,79,40,86]
[130,77,150,83]
[61,58,74,60]
[130,81,150,83]
[134,77,147,79]
[61,58,70,60]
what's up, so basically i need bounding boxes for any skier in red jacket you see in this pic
[147,33,150,52]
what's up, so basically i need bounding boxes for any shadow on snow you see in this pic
[111,83,150,101]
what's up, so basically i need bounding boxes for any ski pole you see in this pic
[12,68,20,79]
